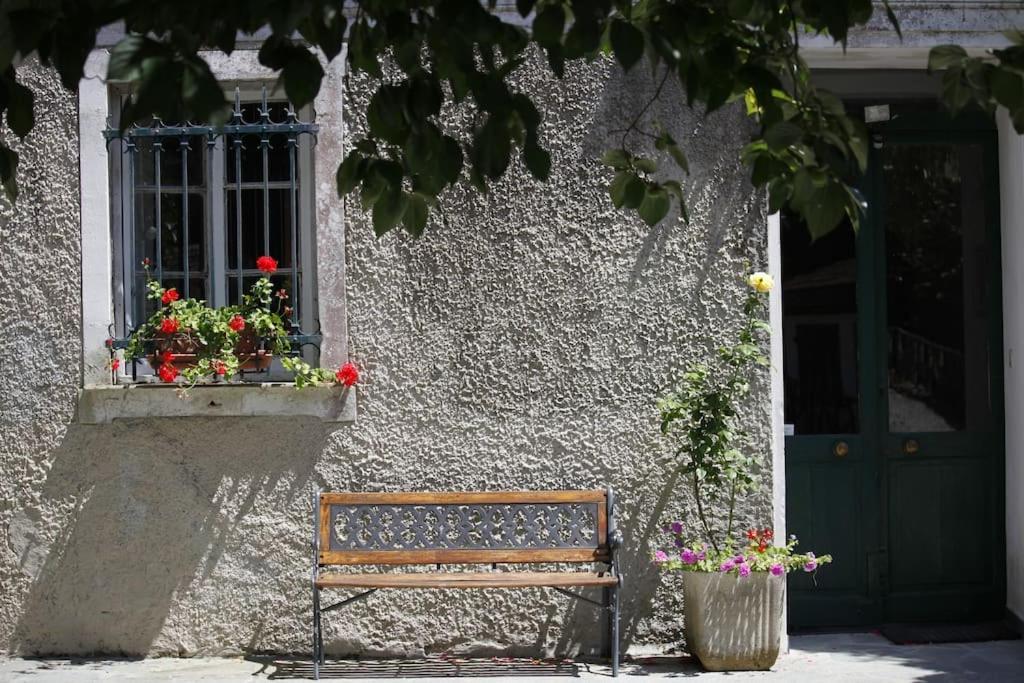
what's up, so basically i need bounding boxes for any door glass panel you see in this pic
[884,143,989,432]
[782,213,859,434]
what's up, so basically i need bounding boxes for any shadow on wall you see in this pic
[546,465,686,659]
[584,61,762,295]
[8,416,331,656]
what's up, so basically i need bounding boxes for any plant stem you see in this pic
[693,470,719,553]
[726,480,737,542]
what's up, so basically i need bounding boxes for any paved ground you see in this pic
[2,633,1023,682]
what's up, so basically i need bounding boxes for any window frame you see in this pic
[107,86,320,381]
[79,47,349,389]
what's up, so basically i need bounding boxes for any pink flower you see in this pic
[770,563,784,576]
[653,550,668,564]
[803,552,817,573]
[719,560,734,573]
[738,563,751,578]
[734,554,745,565]
[670,521,683,534]
[681,548,698,565]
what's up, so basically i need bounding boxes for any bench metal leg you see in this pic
[609,583,620,677]
[312,586,322,680]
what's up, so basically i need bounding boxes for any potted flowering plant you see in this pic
[654,271,830,672]
[116,255,360,389]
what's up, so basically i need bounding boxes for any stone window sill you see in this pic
[77,383,356,424]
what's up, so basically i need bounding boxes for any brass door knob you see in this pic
[903,439,920,455]
[833,441,849,458]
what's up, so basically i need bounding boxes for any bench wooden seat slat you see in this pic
[316,571,619,589]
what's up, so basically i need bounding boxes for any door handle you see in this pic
[903,439,920,455]
[833,441,850,458]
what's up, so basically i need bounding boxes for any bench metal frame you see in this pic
[310,488,623,679]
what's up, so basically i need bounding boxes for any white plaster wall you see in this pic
[0,53,770,658]
[998,109,1024,624]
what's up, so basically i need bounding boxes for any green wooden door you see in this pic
[784,111,1005,627]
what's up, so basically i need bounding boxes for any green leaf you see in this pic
[280,48,324,108]
[633,156,657,173]
[336,151,364,195]
[0,146,18,202]
[350,20,382,78]
[516,0,537,17]
[610,19,644,71]
[880,0,902,40]
[438,135,464,184]
[367,84,410,144]
[546,44,566,77]
[622,175,646,209]
[533,5,566,46]
[802,180,848,239]
[602,148,630,169]
[523,139,551,180]
[108,34,154,80]
[609,171,630,208]
[472,115,511,179]
[992,67,1024,110]
[403,193,429,236]
[929,45,968,71]
[638,185,670,225]
[763,121,803,150]
[4,78,33,138]
[372,188,408,236]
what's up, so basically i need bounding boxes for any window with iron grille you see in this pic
[105,86,321,381]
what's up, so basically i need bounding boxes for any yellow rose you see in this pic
[747,271,774,293]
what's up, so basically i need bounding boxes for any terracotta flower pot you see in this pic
[681,571,785,671]
[148,330,273,373]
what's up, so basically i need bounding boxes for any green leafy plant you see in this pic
[655,271,830,575]
[2,2,1018,240]
[116,255,360,389]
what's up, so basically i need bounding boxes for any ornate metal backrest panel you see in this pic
[318,491,609,565]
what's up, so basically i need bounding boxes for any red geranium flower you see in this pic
[161,288,179,305]
[764,528,774,540]
[275,288,288,300]
[158,363,178,383]
[335,362,359,387]
[228,315,246,332]
[160,317,180,334]
[212,360,227,376]
[105,337,114,348]
[110,358,121,371]
[160,351,176,364]
[746,529,757,540]
[141,257,153,268]
[256,255,278,274]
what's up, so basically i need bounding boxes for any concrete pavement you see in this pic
[2,633,1023,681]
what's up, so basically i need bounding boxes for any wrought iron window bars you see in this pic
[104,87,322,382]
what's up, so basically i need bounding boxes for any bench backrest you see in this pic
[315,490,613,566]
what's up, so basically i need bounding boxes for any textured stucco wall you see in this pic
[0,52,769,658]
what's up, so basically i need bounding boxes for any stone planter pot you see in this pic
[681,571,785,671]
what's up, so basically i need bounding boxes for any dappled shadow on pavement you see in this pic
[261,656,583,679]
[255,655,706,680]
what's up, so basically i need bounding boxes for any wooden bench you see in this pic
[310,489,623,678]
